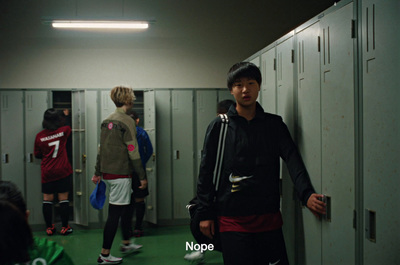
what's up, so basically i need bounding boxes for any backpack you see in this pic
[186,114,229,252]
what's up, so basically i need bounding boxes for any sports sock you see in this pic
[42,201,53,228]
[59,200,70,227]
[135,201,145,230]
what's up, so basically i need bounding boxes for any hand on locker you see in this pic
[306,193,326,218]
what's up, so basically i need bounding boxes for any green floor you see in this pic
[33,225,223,265]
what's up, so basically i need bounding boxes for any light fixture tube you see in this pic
[52,20,149,29]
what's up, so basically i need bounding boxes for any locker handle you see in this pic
[2,154,9,164]
[174,150,180,160]
[319,195,331,222]
[365,209,376,242]
[325,195,332,222]
[27,153,34,163]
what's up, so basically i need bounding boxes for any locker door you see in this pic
[72,90,88,226]
[172,90,194,219]
[295,21,323,265]
[143,90,157,224]
[276,34,296,265]
[195,90,218,183]
[155,90,172,221]
[261,47,277,114]
[362,1,400,263]
[85,90,103,223]
[101,90,114,121]
[0,91,24,194]
[25,91,50,225]
[320,3,355,264]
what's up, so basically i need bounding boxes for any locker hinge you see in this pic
[291,49,295,63]
[353,210,357,229]
[273,58,276,70]
[351,19,356,39]
[318,36,321,52]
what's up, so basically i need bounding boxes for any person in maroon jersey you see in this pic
[34,108,73,236]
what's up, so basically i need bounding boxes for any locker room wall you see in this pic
[0,1,337,90]
[245,0,400,264]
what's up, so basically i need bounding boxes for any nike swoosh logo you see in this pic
[229,173,254,183]
[269,260,280,265]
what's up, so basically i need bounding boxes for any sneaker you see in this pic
[120,242,143,254]
[60,225,73,236]
[133,229,144,237]
[184,251,205,264]
[46,224,56,236]
[97,254,122,265]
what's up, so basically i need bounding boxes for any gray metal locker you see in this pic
[295,20,323,265]
[361,0,400,263]
[101,90,114,121]
[85,90,102,225]
[155,90,173,222]
[217,89,234,103]
[72,90,89,226]
[1,91,25,194]
[276,33,296,265]
[172,90,194,219]
[260,46,277,114]
[249,56,261,67]
[25,91,50,225]
[1,90,49,226]
[320,3,356,264]
[143,90,157,224]
[195,90,218,187]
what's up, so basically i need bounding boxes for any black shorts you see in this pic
[132,171,149,198]
[42,175,72,194]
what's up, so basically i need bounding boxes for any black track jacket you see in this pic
[196,103,315,221]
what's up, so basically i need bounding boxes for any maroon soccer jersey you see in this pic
[34,126,73,183]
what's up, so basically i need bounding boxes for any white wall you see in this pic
[0,0,337,89]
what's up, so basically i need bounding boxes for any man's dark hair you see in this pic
[227,62,262,91]
[42,108,63,130]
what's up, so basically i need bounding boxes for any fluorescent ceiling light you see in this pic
[52,20,149,29]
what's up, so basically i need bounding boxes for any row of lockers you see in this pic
[0,88,234,229]
[244,0,399,264]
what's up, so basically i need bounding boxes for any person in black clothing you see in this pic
[196,62,326,265]
[217,99,235,115]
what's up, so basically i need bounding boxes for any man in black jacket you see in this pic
[196,62,326,265]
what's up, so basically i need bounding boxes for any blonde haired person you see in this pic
[92,86,147,265]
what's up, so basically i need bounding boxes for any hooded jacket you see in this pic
[94,108,146,180]
[196,103,315,221]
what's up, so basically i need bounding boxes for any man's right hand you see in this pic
[199,220,215,239]
[92,175,101,184]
